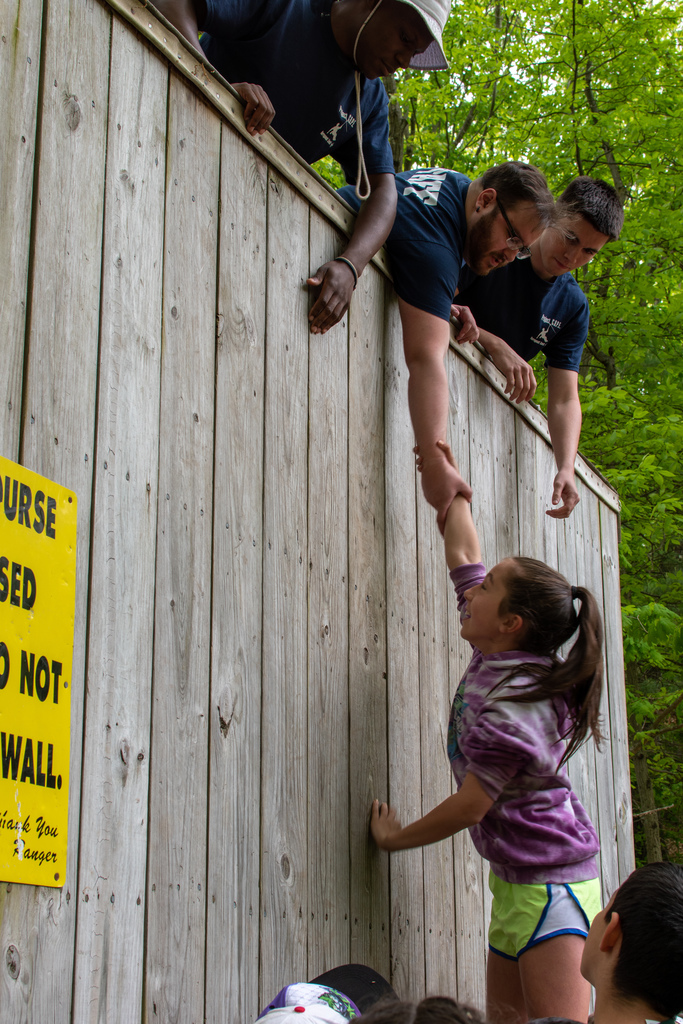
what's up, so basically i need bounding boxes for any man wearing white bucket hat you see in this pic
[153,0,452,333]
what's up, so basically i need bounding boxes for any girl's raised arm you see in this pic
[437,441,482,569]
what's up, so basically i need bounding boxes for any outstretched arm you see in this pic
[370,773,493,851]
[545,367,582,519]
[308,173,397,335]
[400,300,472,530]
[437,441,481,569]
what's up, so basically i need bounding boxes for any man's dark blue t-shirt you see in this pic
[201,0,394,181]
[457,258,590,371]
[340,167,471,318]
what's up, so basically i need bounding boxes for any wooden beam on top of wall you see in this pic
[102,0,620,517]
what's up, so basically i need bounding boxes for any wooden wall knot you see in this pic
[62,92,81,131]
[5,944,20,980]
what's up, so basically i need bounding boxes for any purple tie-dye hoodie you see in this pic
[448,562,599,885]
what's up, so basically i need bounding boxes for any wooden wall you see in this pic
[0,0,633,1021]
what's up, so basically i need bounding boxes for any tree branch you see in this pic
[584,60,628,202]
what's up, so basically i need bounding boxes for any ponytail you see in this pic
[497,557,604,765]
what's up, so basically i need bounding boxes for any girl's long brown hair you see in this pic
[498,556,604,765]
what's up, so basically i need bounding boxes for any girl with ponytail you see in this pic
[371,441,604,1024]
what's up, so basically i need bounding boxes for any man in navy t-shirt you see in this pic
[152,0,450,334]
[341,162,555,528]
[457,177,624,517]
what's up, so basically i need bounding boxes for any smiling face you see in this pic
[353,0,434,78]
[460,558,522,652]
[533,213,610,281]
[465,200,544,276]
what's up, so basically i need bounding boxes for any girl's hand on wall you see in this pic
[370,799,403,851]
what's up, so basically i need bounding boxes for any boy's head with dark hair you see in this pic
[532,175,623,281]
[581,862,683,1021]
[556,176,624,241]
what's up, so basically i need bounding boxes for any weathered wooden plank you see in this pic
[347,265,390,977]
[490,402,518,563]
[416,469,457,996]
[417,542,458,997]
[0,0,110,1019]
[580,492,619,905]
[0,0,43,460]
[445,351,486,1006]
[306,213,351,978]
[515,417,558,565]
[469,374,500,563]
[467,375,521,979]
[144,74,219,1024]
[553,481,601,864]
[569,495,601,835]
[383,289,425,998]
[205,125,267,1024]
[487,395,520,945]
[466,371,500,974]
[557,502,595,826]
[259,169,310,1001]
[71,20,167,1023]
[446,350,471,488]
[599,505,634,882]
[469,374,519,563]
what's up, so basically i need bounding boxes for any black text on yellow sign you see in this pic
[0,456,77,887]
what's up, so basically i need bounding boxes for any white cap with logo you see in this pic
[259,1004,351,1024]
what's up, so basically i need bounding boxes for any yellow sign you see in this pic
[0,455,77,887]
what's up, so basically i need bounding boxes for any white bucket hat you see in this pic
[399,0,451,70]
[352,0,451,197]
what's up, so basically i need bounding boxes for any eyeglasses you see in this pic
[497,198,532,259]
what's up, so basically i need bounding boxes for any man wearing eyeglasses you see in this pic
[339,162,555,530]
[456,177,624,518]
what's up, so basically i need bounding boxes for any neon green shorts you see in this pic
[488,871,602,961]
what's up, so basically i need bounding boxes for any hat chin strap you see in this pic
[352,0,383,200]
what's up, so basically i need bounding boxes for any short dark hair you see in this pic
[556,176,624,240]
[607,861,683,1017]
[480,162,555,228]
[359,996,490,1024]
